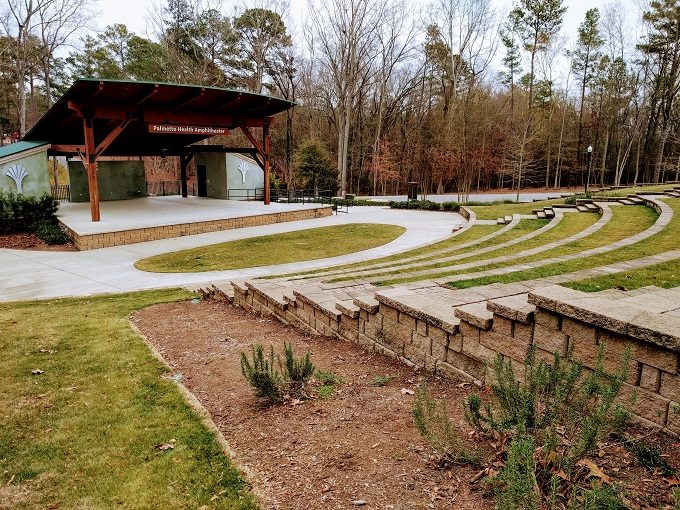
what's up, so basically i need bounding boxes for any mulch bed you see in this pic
[0,232,76,251]
[132,301,680,510]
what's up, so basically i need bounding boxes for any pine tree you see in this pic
[570,8,604,168]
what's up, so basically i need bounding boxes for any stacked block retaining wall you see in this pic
[229,282,679,434]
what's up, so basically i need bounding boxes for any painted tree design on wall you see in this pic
[6,164,28,194]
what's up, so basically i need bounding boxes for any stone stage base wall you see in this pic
[61,206,333,250]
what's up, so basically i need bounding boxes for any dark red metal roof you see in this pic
[23,79,294,157]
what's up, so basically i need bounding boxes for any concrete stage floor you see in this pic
[58,196,329,236]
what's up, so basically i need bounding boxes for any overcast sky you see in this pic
[95,0,643,45]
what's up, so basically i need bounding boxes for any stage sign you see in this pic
[148,124,229,136]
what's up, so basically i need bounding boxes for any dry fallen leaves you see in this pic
[578,458,612,484]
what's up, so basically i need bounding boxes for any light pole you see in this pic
[584,145,593,194]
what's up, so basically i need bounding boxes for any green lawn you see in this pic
[593,184,673,197]
[449,199,678,289]
[135,223,406,273]
[565,259,680,292]
[278,223,504,279]
[0,290,257,510]
[372,211,604,286]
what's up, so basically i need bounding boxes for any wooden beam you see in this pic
[179,152,195,198]
[263,122,271,205]
[134,84,159,107]
[214,92,243,111]
[170,88,205,109]
[66,102,269,128]
[239,126,265,157]
[94,118,133,158]
[83,117,100,222]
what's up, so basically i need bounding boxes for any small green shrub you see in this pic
[567,483,626,510]
[240,345,282,403]
[280,341,314,390]
[495,435,539,510]
[441,201,459,211]
[389,200,447,211]
[412,382,480,467]
[0,191,59,232]
[625,440,676,476]
[465,346,632,507]
[34,220,69,245]
[564,192,593,205]
[371,374,397,386]
[240,342,315,404]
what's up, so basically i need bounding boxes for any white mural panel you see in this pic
[6,164,28,194]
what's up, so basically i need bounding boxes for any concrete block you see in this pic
[639,364,661,392]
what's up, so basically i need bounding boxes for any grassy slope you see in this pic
[565,259,680,292]
[280,224,504,278]
[0,290,256,510]
[135,224,406,273]
[450,199,677,289]
[342,218,553,283]
[374,212,602,285]
[593,184,672,197]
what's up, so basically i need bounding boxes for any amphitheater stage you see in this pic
[57,196,333,250]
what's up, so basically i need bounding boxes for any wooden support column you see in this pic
[82,117,100,222]
[263,122,271,205]
[180,152,194,197]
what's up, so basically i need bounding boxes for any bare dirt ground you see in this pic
[0,232,75,251]
[132,300,680,510]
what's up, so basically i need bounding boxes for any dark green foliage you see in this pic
[280,341,314,388]
[240,343,315,404]
[34,220,70,245]
[0,191,60,232]
[389,200,452,211]
[412,382,480,467]
[495,435,539,510]
[295,139,338,195]
[625,440,676,476]
[567,484,626,510]
[240,345,281,403]
[466,346,632,507]
[465,349,583,435]
[564,192,593,205]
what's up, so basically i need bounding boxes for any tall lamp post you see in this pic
[584,145,593,194]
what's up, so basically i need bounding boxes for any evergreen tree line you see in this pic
[2,0,680,197]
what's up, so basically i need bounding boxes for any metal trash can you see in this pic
[407,182,419,201]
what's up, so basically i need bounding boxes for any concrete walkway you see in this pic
[0,207,463,302]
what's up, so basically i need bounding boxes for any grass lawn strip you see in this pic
[320,217,550,281]
[288,220,517,279]
[370,210,603,285]
[276,223,503,279]
[0,290,256,510]
[449,198,677,289]
[328,217,554,282]
[446,204,655,276]
[565,257,680,292]
[135,223,405,273]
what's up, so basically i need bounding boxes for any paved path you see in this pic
[0,207,463,302]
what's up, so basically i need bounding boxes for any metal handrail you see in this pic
[227,188,264,200]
